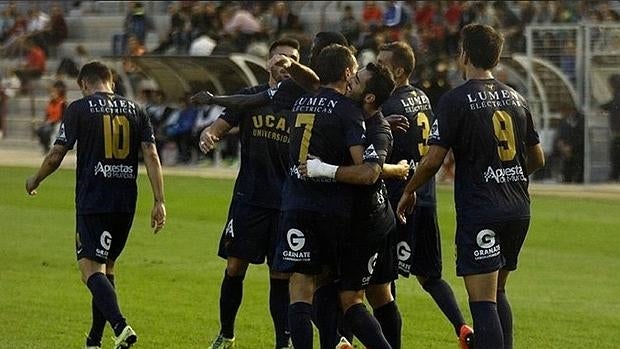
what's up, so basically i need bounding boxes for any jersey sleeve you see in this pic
[139,107,156,143]
[220,86,258,126]
[364,123,392,167]
[525,109,540,146]
[54,101,79,149]
[428,91,460,149]
[267,79,307,111]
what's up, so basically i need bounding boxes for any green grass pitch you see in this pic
[0,166,618,348]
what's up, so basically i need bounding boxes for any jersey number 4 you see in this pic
[492,111,516,161]
[103,114,130,159]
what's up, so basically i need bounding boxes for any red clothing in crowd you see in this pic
[27,45,47,73]
[46,97,66,124]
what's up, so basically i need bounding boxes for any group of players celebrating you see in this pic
[193,22,545,349]
[26,22,545,349]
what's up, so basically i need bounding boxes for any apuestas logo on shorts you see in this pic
[474,229,500,260]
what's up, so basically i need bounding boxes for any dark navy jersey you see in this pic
[54,92,155,214]
[265,79,307,111]
[220,84,290,209]
[381,85,436,207]
[355,112,393,213]
[282,87,366,215]
[429,79,540,224]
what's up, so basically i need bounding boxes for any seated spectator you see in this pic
[29,4,67,56]
[35,80,66,153]
[56,44,90,79]
[13,38,46,94]
[152,3,191,54]
[189,31,217,56]
[220,3,263,51]
[165,93,201,164]
[112,1,153,55]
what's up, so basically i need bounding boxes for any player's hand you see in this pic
[199,128,220,154]
[25,176,39,196]
[395,160,410,181]
[190,90,214,105]
[385,114,409,133]
[268,53,292,70]
[151,201,166,234]
[396,191,416,224]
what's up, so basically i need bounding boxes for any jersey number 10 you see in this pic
[102,114,130,159]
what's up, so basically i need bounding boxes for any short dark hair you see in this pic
[310,31,349,67]
[379,41,416,78]
[460,24,504,70]
[77,61,113,88]
[314,44,356,84]
[269,37,300,56]
[364,62,395,107]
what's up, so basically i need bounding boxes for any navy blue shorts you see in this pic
[218,201,281,266]
[393,202,442,279]
[369,226,399,286]
[339,203,395,290]
[76,213,134,263]
[456,218,530,276]
[273,209,349,275]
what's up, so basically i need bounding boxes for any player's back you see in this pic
[56,92,153,214]
[431,79,540,223]
[381,84,436,206]
[282,87,365,215]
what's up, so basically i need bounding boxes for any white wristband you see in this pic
[307,158,338,179]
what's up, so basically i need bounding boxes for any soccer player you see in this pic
[301,62,403,349]
[397,24,545,349]
[197,38,301,349]
[377,41,473,347]
[25,61,166,349]
[272,44,367,349]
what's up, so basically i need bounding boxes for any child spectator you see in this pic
[35,80,66,153]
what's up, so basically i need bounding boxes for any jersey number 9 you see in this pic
[492,111,516,161]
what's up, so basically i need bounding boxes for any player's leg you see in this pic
[216,256,249,343]
[269,270,291,349]
[288,272,316,349]
[86,259,117,348]
[497,269,512,349]
[366,283,401,349]
[411,207,470,336]
[464,271,503,349]
[313,276,341,349]
[339,290,391,349]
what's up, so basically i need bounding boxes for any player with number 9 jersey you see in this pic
[55,90,155,214]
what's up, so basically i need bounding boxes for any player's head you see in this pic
[376,41,415,83]
[309,31,348,68]
[269,37,301,82]
[459,23,504,72]
[347,62,395,108]
[314,44,357,85]
[77,61,113,96]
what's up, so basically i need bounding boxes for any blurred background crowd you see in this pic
[1,1,619,182]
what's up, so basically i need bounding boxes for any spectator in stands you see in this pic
[189,31,217,56]
[220,3,263,52]
[113,1,153,55]
[554,104,584,183]
[384,0,409,41]
[270,1,302,38]
[152,3,191,54]
[29,4,67,56]
[444,1,463,56]
[13,38,46,94]
[35,80,66,153]
[165,93,200,164]
[494,1,525,53]
[144,89,175,156]
[362,1,383,28]
[25,6,49,35]
[191,2,219,41]
[56,44,90,79]
[340,4,361,46]
[602,74,620,181]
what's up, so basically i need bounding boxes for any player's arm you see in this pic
[396,145,448,223]
[25,144,69,195]
[526,143,545,175]
[199,118,233,154]
[190,90,269,110]
[381,160,409,180]
[269,54,320,92]
[302,159,381,185]
[141,142,166,234]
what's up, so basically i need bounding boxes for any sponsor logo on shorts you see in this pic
[397,241,411,273]
[367,253,378,274]
[96,231,112,258]
[283,229,310,262]
[474,229,500,260]
[225,219,234,237]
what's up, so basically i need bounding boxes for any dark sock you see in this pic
[86,272,126,337]
[422,278,466,335]
[344,303,391,349]
[270,278,290,347]
[87,274,115,346]
[219,271,244,339]
[374,301,402,349]
[312,283,340,349]
[497,290,513,349]
[469,301,503,349]
[289,302,313,349]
